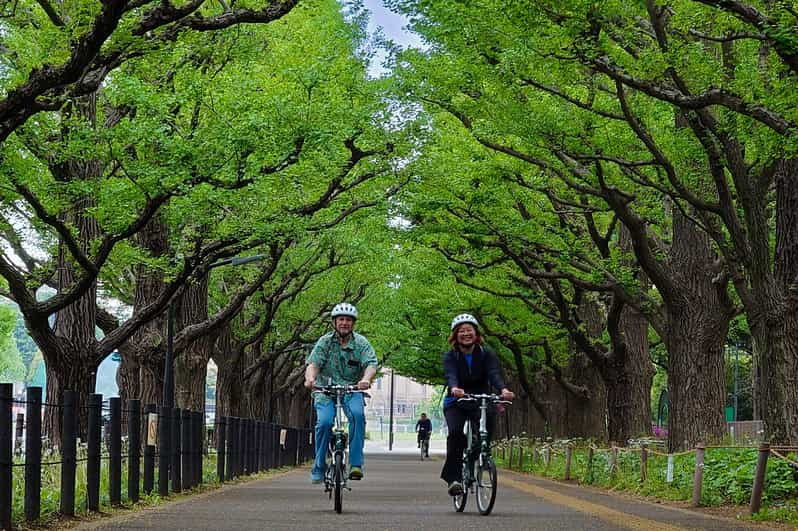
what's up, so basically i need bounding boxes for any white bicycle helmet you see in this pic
[451,313,478,330]
[331,302,358,319]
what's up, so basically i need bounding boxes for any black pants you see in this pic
[440,402,496,483]
[417,431,430,444]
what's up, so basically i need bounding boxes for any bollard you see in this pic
[564,445,572,480]
[109,398,122,505]
[87,393,102,512]
[24,387,42,521]
[1,384,12,531]
[128,399,141,503]
[640,444,648,483]
[217,417,227,482]
[60,391,77,516]
[750,443,770,514]
[692,444,705,507]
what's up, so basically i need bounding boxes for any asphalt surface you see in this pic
[75,446,782,531]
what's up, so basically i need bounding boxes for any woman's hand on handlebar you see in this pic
[501,388,514,401]
[304,377,315,389]
[451,387,465,398]
[357,379,371,390]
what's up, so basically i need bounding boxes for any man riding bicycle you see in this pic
[304,302,377,484]
[415,413,432,456]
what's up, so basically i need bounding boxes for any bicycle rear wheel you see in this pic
[475,457,497,515]
[420,439,428,461]
[333,452,343,513]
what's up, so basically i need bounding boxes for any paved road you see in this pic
[76,449,781,531]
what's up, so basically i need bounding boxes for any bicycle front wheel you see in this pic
[452,460,469,512]
[333,452,343,514]
[476,457,497,515]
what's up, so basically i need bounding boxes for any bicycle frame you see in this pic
[463,395,492,484]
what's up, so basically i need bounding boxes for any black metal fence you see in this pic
[0,384,314,530]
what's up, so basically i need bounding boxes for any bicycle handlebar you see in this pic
[457,393,512,405]
[312,384,370,397]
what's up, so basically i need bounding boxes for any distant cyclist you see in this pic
[441,313,514,496]
[304,302,377,483]
[415,413,432,456]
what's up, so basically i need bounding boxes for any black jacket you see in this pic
[442,344,506,397]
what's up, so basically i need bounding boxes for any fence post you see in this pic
[143,404,155,494]
[128,399,141,503]
[157,405,170,496]
[587,446,594,483]
[14,413,23,455]
[60,390,77,516]
[239,418,247,476]
[564,445,572,480]
[195,411,204,485]
[24,386,42,521]
[87,393,102,512]
[640,444,648,483]
[517,445,524,470]
[217,416,226,482]
[545,445,552,469]
[109,397,121,505]
[226,417,236,480]
[180,409,190,490]
[749,443,770,514]
[609,445,618,477]
[1,384,12,531]
[172,408,181,494]
[692,444,705,507]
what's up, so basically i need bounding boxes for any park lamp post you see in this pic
[162,253,268,408]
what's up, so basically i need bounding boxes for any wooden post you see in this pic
[546,445,552,469]
[128,399,141,503]
[14,413,23,454]
[587,446,594,483]
[640,444,648,483]
[749,443,770,514]
[87,393,102,512]
[171,407,181,493]
[564,445,572,480]
[109,397,122,505]
[143,404,156,494]
[24,386,42,521]
[226,417,236,480]
[610,445,618,476]
[0,384,13,531]
[60,390,77,516]
[517,445,524,470]
[692,444,705,507]
[157,405,170,497]
[216,416,226,482]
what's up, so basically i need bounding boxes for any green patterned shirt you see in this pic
[307,331,377,402]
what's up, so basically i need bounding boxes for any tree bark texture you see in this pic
[665,210,730,451]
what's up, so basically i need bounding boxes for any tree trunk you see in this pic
[602,304,654,444]
[212,324,245,419]
[665,211,731,451]
[750,158,798,444]
[42,352,97,443]
[174,278,213,411]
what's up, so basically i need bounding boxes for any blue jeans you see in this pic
[312,393,366,478]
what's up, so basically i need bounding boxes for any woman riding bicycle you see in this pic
[441,313,514,496]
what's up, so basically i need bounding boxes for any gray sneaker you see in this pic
[447,481,464,496]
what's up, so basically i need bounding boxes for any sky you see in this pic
[361,0,424,76]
